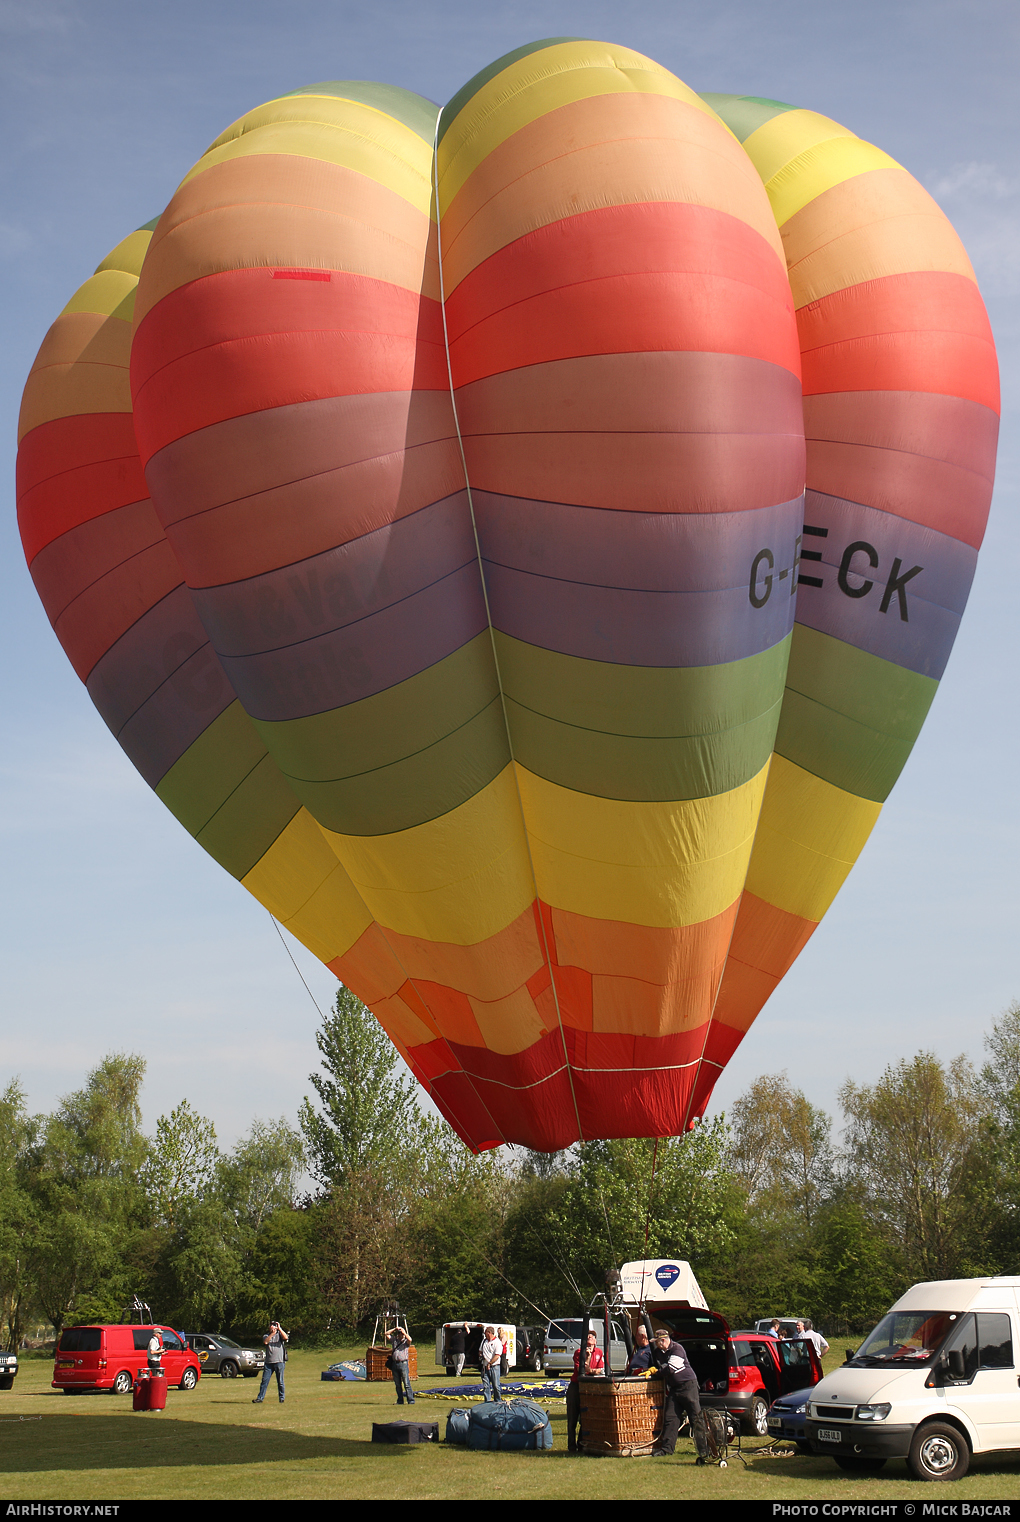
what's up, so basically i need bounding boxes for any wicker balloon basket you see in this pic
[579,1375,665,1457]
[365,1344,418,1382]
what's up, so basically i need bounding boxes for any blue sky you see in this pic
[2,0,1017,1147]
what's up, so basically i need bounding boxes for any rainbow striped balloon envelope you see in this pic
[17,40,998,1150]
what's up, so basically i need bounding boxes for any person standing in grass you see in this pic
[566,1329,605,1452]
[253,1320,288,1404]
[388,1326,415,1405]
[447,1323,468,1379]
[479,1326,503,1402]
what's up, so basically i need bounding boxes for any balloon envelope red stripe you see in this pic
[17,415,147,563]
[130,269,447,462]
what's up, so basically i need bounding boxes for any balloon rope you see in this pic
[431,107,586,1149]
[268,910,328,1020]
[639,1137,659,1308]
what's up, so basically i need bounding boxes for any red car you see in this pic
[651,1310,823,1436]
[52,1324,201,1395]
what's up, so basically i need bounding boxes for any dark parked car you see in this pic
[766,1385,814,1450]
[650,1309,823,1436]
[184,1333,265,1378]
[512,1326,544,1374]
[0,1350,17,1389]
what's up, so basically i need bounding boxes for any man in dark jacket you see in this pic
[447,1323,468,1379]
[650,1327,701,1455]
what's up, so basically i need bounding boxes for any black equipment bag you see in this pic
[372,1420,440,1444]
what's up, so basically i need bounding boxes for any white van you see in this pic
[805,1276,1020,1480]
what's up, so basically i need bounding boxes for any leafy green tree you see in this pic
[974,1003,1020,1270]
[298,987,418,1188]
[146,1117,304,1330]
[728,1073,833,1230]
[145,1197,245,1331]
[29,1054,151,1332]
[0,1081,40,1349]
[839,1051,991,1281]
[979,1000,1020,1119]
[538,1121,740,1307]
[142,1100,219,1230]
[220,1117,304,1233]
[232,1206,326,1340]
[400,1141,513,1327]
[811,1194,901,1335]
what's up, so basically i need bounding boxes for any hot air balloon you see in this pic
[17,40,998,1152]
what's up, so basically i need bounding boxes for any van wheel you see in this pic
[835,1456,886,1471]
[179,1367,198,1391]
[744,1397,769,1437]
[908,1423,969,1482]
[111,1371,132,1395]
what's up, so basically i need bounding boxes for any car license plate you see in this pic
[767,1416,782,1428]
[817,1428,842,1443]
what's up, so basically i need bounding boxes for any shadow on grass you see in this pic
[0,1416,433,1473]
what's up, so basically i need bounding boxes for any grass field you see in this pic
[2,1347,1019,1500]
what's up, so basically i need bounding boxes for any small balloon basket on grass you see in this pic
[578,1376,664,1457]
[365,1344,418,1382]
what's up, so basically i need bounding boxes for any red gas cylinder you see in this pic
[133,1370,167,1411]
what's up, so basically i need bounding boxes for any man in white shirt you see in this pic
[796,1320,829,1358]
[478,1326,503,1402]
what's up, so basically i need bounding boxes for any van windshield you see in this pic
[850,1312,957,1365]
[547,1321,585,1341]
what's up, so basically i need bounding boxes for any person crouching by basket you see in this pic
[388,1327,415,1405]
[566,1329,605,1452]
[650,1328,701,1456]
[478,1326,503,1403]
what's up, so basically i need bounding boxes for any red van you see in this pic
[52,1325,201,1395]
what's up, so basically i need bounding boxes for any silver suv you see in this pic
[184,1333,265,1378]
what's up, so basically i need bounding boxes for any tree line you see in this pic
[2,992,1018,1350]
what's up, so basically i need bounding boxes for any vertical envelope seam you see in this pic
[432,102,586,1147]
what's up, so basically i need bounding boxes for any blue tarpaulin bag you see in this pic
[445,1408,471,1445]
[467,1399,553,1451]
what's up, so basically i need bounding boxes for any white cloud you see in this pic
[0,0,73,35]
[0,221,32,256]
[923,161,1020,297]
[929,161,1018,202]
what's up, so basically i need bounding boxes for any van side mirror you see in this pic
[844,1348,856,1363]
[947,1349,966,1381]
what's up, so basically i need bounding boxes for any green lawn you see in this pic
[1,1348,1018,1500]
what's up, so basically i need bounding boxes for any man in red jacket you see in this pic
[567,1329,605,1453]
